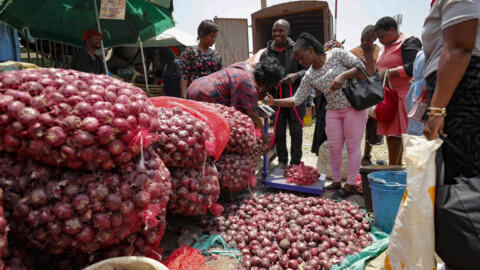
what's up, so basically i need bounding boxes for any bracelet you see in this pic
[427,111,447,117]
[428,106,446,113]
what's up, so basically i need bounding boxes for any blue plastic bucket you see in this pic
[368,171,406,233]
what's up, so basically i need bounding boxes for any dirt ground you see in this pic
[159,118,392,270]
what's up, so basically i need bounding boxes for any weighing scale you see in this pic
[258,104,326,195]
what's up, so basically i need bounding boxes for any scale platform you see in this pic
[264,168,326,195]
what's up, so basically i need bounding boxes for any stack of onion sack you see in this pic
[0,147,171,257]
[204,193,372,270]
[284,162,320,186]
[152,106,221,216]
[202,103,258,193]
[0,68,159,171]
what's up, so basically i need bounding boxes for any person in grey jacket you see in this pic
[260,19,306,167]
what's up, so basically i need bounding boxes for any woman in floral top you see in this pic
[179,20,223,98]
[265,33,366,198]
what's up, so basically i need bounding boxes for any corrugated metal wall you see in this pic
[213,18,249,66]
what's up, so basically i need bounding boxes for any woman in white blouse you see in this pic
[265,33,366,198]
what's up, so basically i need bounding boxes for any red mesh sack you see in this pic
[165,246,212,270]
[203,103,256,155]
[154,107,210,168]
[0,147,171,255]
[216,153,256,193]
[168,162,220,216]
[150,97,230,160]
[0,68,159,171]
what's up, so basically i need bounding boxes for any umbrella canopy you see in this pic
[0,0,174,48]
[124,27,197,48]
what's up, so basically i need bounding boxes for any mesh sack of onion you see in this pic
[0,68,159,171]
[0,146,171,256]
[167,162,221,216]
[154,107,212,168]
[203,103,256,155]
[215,153,257,193]
[204,193,372,270]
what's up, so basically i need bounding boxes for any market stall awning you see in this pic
[124,27,197,48]
[0,0,175,48]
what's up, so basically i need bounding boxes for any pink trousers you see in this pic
[325,107,368,185]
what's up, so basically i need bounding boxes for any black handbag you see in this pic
[342,67,384,110]
[435,137,480,270]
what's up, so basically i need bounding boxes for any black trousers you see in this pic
[275,108,303,165]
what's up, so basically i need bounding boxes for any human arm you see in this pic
[179,47,194,98]
[424,19,478,140]
[180,80,188,99]
[363,46,377,75]
[266,69,312,107]
[330,49,367,90]
[329,67,368,91]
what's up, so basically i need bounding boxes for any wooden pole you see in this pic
[334,0,338,40]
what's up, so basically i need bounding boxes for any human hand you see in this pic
[263,93,274,106]
[423,115,446,140]
[282,73,299,84]
[329,74,346,91]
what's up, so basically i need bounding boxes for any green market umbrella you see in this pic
[0,0,174,89]
[0,0,174,48]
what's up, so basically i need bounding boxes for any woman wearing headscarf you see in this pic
[179,20,223,98]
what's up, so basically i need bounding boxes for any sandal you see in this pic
[333,184,356,198]
[324,182,342,192]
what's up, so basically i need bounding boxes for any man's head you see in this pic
[82,29,102,50]
[272,19,290,46]
[361,25,376,51]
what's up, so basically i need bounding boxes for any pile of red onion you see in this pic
[0,146,171,256]
[0,69,159,171]
[168,162,220,216]
[154,107,211,168]
[204,193,372,269]
[284,162,320,186]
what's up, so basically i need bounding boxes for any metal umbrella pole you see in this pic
[93,0,109,74]
[138,37,150,92]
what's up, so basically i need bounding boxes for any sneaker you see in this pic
[324,182,342,192]
[333,184,356,199]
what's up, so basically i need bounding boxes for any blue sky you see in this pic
[172,0,430,52]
